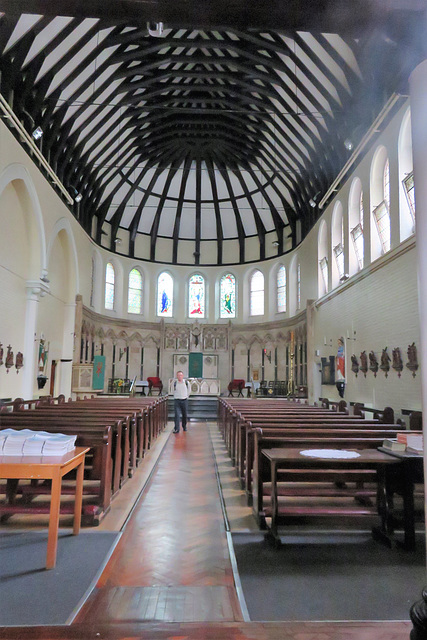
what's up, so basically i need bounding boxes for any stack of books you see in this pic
[382,432,423,454]
[0,428,77,456]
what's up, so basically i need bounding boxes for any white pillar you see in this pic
[409,59,427,555]
[22,281,48,398]
[57,302,76,397]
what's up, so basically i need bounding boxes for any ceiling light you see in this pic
[309,198,316,208]
[32,126,43,140]
[74,192,83,203]
[344,138,353,151]
[272,240,279,246]
[147,22,164,37]
[114,238,122,244]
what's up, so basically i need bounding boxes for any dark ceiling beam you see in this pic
[172,153,192,264]
[205,157,224,265]
[210,150,245,264]
[227,159,267,261]
[149,157,183,261]
[194,154,202,266]
[2,0,422,34]
[127,146,180,244]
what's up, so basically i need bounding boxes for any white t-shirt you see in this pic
[174,379,190,399]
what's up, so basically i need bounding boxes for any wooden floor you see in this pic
[0,421,415,640]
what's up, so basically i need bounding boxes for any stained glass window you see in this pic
[189,274,205,317]
[128,268,143,314]
[157,272,173,317]
[220,273,236,318]
[277,265,286,313]
[250,270,264,316]
[105,262,115,310]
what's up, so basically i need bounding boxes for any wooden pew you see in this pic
[0,414,122,497]
[0,423,113,525]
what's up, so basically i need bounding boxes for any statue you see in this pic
[0,342,3,366]
[359,351,368,377]
[380,347,391,377]
[191,322,201,349]
[5,345,14,373]
[392,347,403,377]
[406,342,418,377]
[368,351,378,376]
[351,354,359,376]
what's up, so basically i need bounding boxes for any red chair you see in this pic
[147,377,163,396]
[227,379,245,397]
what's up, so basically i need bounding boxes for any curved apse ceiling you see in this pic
[0,2,425,265]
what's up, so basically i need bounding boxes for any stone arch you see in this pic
[46,217,79,304]
[0,163,47,280]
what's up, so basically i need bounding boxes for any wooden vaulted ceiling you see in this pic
[0,1,425,265]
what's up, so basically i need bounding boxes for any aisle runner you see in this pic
[80,423,243,623]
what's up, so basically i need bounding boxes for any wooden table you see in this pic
[261,447,400,546]
[0,447,89,569]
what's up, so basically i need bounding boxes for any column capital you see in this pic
[26,279,50,301]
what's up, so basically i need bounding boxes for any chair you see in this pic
[147,376,163,396]
[227,379,245,397]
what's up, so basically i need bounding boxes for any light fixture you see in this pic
[309,191,322,208]
[272,240,279,246]
[32,126,43,140]
[344,138,353,151]
[40,275,50,283]
[70,186,82,202]
[147,22,164,37]
[114,237,122,244]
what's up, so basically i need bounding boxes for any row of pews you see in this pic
[218,397,424,547]
[0,394,168,525]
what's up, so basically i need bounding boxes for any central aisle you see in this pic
[79,423,243,624]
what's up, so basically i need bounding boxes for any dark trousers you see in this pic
[174,398,188,431]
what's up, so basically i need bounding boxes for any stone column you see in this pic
[58,301,76,397]
[409,58,427,640]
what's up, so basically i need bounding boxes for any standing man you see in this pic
[173,370,191,433]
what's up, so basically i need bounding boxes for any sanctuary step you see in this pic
[168,396,218,421]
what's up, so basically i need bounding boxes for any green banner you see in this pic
[188,352,203,378]
[92,355,106,390]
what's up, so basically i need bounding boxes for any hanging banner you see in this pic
[92,355,106,390]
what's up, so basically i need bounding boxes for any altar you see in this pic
[168,377,220,396]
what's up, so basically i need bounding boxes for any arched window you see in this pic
[157,272,173,317]
[277,265,286,313]
[189,274,205,317]
[220,273,236,318]
[250,270,264,316]
[372,151,391,255]
[297,263,301,310]
[128,268,143,314]
[105,262,115,310]
[349,178,364,273]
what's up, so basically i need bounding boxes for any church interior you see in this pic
[0,1,427,639]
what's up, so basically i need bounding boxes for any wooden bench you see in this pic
[0,424,113,525]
